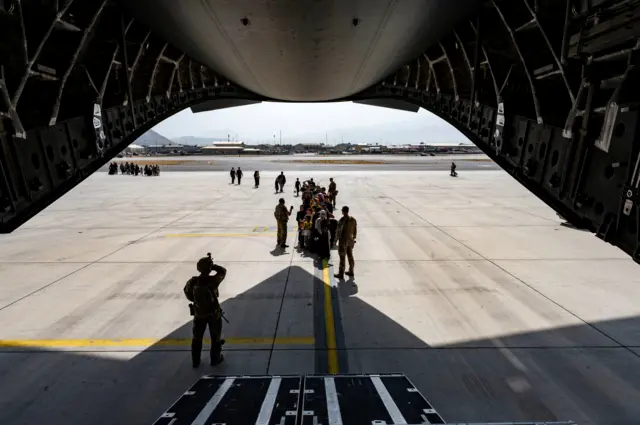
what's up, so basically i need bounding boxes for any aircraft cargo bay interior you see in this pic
[1,1,640,424]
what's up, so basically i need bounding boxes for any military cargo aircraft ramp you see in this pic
[1,169,639,424]
[2,0,640,423]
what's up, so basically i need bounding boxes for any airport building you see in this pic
[353,143,384,153]
[143,143,184,154]
[122,144,145,154]
[293,143,326,153]
[201,141,246,155]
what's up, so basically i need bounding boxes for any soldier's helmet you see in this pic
[196,257,212,273]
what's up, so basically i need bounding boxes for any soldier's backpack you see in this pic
[192,278,217,316]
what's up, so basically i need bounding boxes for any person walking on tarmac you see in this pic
[328,177,338,208]
[334,206,357,279]
[254,170,260,188]
[295,178,301,196]
[277,171,286,193]
[450,162,457,177]
[183,255,227,368]
[230,167,236,184]
[274,198,294,248]
[237,167,243,184]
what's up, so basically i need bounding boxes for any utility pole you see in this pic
[279,130,282,145]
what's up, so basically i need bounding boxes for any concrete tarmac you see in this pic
[1,169,639,424]
[106,153,500,172]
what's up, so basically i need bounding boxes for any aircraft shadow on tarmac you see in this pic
[1,262,640,425]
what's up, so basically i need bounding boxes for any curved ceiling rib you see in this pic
[0,0,639,262]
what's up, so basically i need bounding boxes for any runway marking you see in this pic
[165,233,276,238]
[251,226,296,233]
[0,336,314,348]
[322,259,339,374]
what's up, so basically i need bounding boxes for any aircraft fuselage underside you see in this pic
[0,0,639,262]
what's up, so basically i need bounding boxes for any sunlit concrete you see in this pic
[338,261,613,348]
[0,169,639,425]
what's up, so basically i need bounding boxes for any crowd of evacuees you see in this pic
[283,176,356,278]
[108,161,160,176]
[293,177,340,259]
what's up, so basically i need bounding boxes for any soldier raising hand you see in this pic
[184,256,227,368]
[274,198,293,248]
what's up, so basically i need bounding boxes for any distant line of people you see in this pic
[109,162,160,176]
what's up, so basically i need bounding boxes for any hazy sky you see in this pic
[152,101,467,144]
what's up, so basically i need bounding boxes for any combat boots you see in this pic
[211,354,224,366]
[335,270,354,279]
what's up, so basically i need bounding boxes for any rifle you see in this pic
[188,302,230,323]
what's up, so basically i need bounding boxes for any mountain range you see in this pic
[133,129,180,147]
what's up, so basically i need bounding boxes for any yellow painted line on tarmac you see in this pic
[252,226,260,232]
[322,258,339,374]
[0,336,314,348]
[165,233,276,238]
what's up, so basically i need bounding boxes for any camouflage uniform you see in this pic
[336,215,357,276]
[184,263,227,366]
[274,203,290,246]
[328,180,337,207]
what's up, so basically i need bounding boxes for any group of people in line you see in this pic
[109,162,160,176]
[274,176,356,279]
